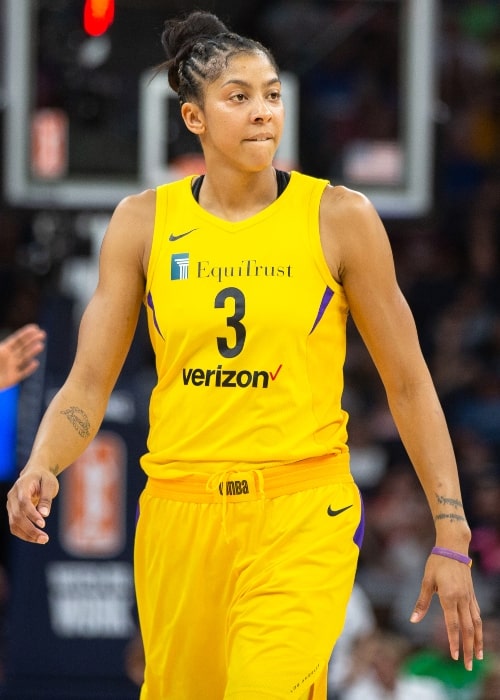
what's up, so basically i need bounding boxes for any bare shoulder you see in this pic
[104,188,156,274]
[319,184,390,282]
[321,184,378,230]
[111,188,156,233]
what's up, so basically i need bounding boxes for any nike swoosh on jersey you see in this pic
[169,228,198,242]
[327,504,353,517]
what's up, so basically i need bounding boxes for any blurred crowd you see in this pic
[325,2,500,698]
[0,0,499,698]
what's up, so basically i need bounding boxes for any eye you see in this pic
[268,90,282,101]
[230,93,247,102]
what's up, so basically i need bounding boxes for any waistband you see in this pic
[144,453,352,503]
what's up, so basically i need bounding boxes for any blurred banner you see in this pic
[4,394,147,699]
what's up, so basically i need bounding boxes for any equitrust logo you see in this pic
[171,253,189,280]
[170,255,293,282]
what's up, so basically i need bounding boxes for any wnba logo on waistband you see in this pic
[171,253,189,280]
[219,479,249,496]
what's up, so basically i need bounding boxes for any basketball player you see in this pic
[7,11,482,700]
[0,323,45,391]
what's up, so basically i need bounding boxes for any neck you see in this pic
[197,166,278,222]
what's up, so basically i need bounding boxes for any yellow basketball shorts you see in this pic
[134,457,364,700]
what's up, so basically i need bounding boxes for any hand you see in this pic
[410,554,483,670]
[0,324,46,390]
[7,469,59,544]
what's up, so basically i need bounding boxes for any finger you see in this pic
[458,607,476,671]
[11,517,49,545]
[17,340,45,367]
[9,326,45,358]
[7,498,50,544]
[470,595,483,663]
[10,324,45,344]
[444,605,463,664]
[410,577,435,623]
[16,359,41,382]
[37,495,53,518]
[442,589,482,670]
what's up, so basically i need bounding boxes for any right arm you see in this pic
[7,189,156,544]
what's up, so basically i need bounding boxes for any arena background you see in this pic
[0,1,499,698]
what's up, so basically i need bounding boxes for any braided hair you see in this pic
[160,11,279,105]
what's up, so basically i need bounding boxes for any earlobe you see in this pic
[181,103,205,135]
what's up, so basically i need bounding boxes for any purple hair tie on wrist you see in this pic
[431,546,472,568]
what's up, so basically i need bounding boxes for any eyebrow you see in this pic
[221,77,281,89]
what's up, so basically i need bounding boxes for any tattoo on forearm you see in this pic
[435,513,466,524]
[436,493,463,509]
[434,493,466,524]
[60,406,90,438]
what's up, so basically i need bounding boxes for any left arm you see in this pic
[320,185,482,669]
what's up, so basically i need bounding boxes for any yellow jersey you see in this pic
[140,171,350,478]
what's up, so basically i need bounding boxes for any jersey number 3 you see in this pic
[215,287,246,358]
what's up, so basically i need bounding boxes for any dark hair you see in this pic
[160,11,279,105]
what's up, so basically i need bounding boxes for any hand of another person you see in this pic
[0,324,46,390]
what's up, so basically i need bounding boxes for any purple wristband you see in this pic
[431,546,472,568]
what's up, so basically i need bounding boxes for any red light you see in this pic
[83,0,115,37]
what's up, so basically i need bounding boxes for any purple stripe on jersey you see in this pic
[309,287,334,334]
[147,291,165,339]
[353,490,365,549]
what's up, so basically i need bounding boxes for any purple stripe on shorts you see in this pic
[353,490,365,549]
[309,287,334,335]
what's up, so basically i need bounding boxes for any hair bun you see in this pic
[161,11,229,81]
[161,11,229,92]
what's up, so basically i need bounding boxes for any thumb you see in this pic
[410,579,434,624]
[36,472,59,518]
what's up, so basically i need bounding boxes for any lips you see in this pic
[245,134,273,142]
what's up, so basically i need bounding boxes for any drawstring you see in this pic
[253,468,265,503]
[206,470,231,540]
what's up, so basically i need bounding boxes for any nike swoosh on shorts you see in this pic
[327,504,353,517]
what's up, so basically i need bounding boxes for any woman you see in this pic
[7,11,482,700]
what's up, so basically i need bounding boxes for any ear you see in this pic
[181,102,206,135]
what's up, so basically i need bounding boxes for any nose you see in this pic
[251,97,272,122]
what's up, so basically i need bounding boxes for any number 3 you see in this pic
[215,287,246,358]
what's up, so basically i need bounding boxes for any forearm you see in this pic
[22,380,108,478]
[387,378,471,551]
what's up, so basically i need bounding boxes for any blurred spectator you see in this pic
[337,629,447,700]
[469,468,500,578]
[479,658,500,700]
[328,583,377,697]
[465,173,500,301]
[403,615,489,700]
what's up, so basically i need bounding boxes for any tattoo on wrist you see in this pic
[49,464,61,477]
[60,406,90,438]
[436,493,463,510]
[435,513,466,523]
